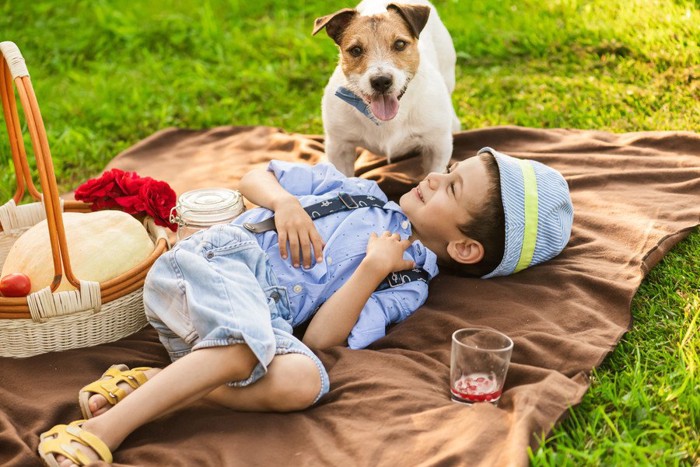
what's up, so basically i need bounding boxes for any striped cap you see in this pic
[478,147,574,279]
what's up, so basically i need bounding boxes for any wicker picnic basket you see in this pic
[0,42,169,358]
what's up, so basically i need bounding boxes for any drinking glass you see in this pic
[450,327,513,405]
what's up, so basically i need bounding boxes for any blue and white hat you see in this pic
[478,147,574,279]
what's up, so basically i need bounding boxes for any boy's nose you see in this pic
[426,172,445,189]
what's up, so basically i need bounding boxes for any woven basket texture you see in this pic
[0,287,147,358]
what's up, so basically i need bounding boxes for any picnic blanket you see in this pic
[1,125,699,466]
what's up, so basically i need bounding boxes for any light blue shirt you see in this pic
[232,161,439,349]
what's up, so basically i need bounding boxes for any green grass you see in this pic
[531,232,700,465]
[1,0,698,463]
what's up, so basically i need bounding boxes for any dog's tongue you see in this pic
[370,94,399,121]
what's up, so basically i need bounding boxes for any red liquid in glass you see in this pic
[451,372,502,403]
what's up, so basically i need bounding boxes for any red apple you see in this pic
[0,273,32,297]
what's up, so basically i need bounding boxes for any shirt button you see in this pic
[270,291,281,302]
[293,284,303,293]
[401,221,409,230]
[205,251,215,259]
[327,256,333,265]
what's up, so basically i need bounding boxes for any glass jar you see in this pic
[170,188,245,242]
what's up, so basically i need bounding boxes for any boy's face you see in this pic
[400,156,490,254]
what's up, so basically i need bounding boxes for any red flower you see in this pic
[140,179,178,230]
[115,170,148,196]
[113,194,147,214]
[74,169,178,231]
[74,169,123,202]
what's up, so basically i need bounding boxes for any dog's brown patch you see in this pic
[337,10,421,78]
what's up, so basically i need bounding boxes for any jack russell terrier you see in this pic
[313,0,460,176]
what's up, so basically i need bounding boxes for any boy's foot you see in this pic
[79,364,160,418]
[38,420,111,467]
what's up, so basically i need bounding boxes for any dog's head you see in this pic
[313,3,430,122]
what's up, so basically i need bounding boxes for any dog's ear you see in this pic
[387,3,431,38]
[312,9,357,45]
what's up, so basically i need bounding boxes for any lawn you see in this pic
[1,0,698,464]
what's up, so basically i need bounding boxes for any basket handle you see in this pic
[1,41,82,291]
[0,42,41,204]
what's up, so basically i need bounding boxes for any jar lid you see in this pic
[174,188,244,225]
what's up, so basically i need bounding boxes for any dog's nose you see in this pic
[370,75,393,93]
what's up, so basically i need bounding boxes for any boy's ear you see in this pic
[447,238,484,265]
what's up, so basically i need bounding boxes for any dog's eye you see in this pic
[394,40,407,51]
[349,46,363,57]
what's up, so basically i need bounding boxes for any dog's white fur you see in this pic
[317,0,460,176]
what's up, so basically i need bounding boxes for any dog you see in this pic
[313,0,460,176]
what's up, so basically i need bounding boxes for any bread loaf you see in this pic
[2,210,155,292]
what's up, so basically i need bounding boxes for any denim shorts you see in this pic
[143,224,330,404]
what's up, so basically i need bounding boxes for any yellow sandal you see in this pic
[78,364,151,419]
[38,420,112,466]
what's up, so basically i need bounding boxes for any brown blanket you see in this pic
[1,126,699,466]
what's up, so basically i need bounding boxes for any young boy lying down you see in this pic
[38,147,573,466]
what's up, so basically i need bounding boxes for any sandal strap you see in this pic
[80,365,151,405]
[39,420,113,465]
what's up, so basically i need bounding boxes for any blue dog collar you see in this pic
[335,86,380,125]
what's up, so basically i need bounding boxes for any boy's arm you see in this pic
[239,169,323,268]
[302,232,415,350]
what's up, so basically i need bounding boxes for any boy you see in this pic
[38,147,573,466]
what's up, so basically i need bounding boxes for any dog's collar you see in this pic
[335,87,380,126]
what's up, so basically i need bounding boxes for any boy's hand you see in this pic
[272,197,324,269]
[364,231,415,275]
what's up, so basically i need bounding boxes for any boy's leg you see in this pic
[205,352,322,412]
[86,352,322,416]
[205,325,330,412]
[88,325,329,418]
[54,343,258,466]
